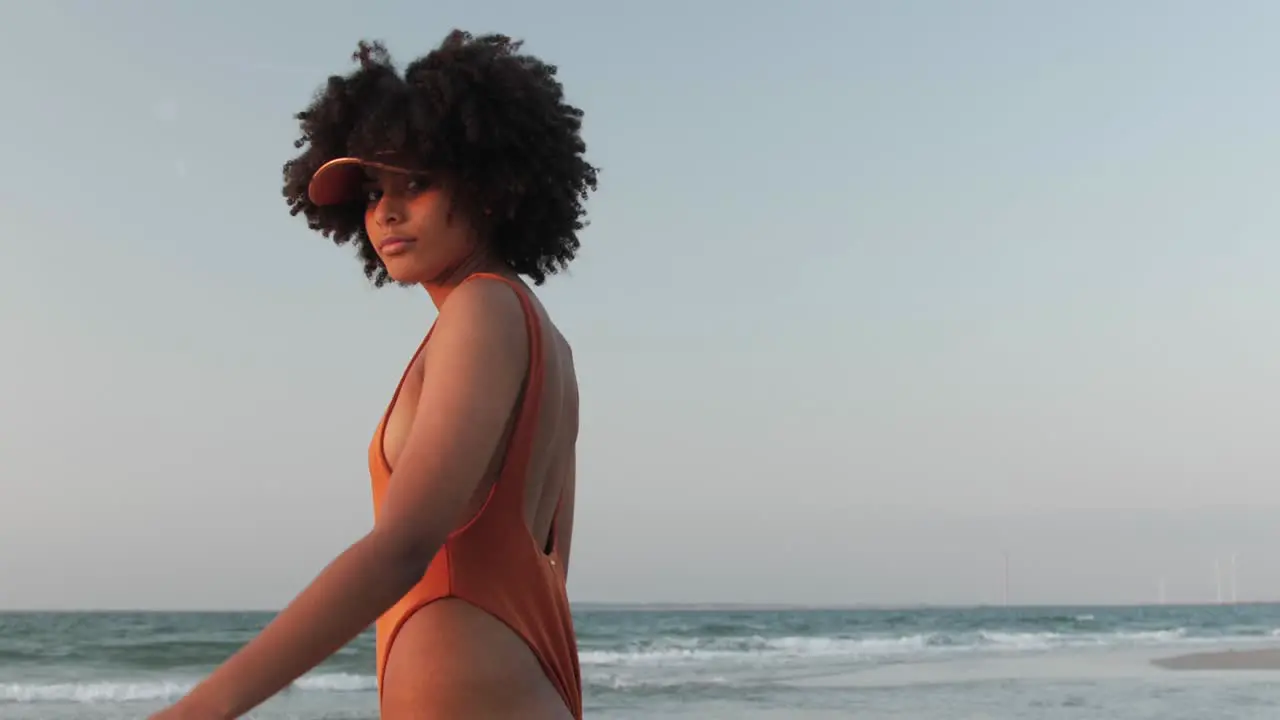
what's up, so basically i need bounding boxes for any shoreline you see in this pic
[1154,647,1280,671]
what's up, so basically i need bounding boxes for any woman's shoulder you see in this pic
[440,275,529,328]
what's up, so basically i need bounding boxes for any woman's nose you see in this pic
[374,198,403,227]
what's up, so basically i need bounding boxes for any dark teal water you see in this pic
[3,604,1280,718]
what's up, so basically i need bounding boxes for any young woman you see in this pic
[150,30,597,719]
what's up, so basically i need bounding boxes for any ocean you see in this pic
[3,604,1280,719]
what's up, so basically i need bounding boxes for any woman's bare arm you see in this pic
[152,280,529,719]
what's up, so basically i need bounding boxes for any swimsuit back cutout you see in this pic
[366,273,582,718]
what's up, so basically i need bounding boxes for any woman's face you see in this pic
[363,169,478,285]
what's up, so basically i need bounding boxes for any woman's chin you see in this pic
[381,258,431,286]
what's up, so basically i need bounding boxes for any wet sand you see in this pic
[1153,647,1280,671]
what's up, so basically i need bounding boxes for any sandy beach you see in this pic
[1153,647,1280,671]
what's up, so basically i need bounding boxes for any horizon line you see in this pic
[4,599,1279,614]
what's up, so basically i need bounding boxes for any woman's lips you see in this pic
[380,236,415,256]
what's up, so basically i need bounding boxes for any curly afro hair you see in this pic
[282,31,598,286]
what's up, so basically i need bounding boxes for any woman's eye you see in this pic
[407,177,431,193]
[365,189,383,203]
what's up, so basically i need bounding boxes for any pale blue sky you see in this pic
[2,0,1279,609]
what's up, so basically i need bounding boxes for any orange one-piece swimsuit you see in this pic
[366,273,582,718]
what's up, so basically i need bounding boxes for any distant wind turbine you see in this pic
[1003,551,1010,607]
[1231,553,1238,605]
